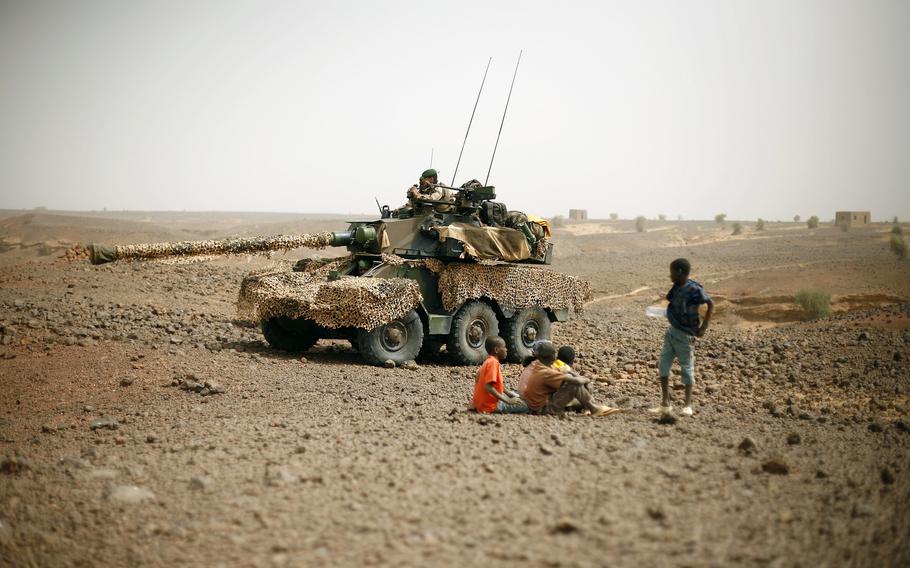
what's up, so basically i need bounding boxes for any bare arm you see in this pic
[698,298,715,337]
[485,383,522,405]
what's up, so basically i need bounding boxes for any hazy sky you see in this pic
[1,0,908,220]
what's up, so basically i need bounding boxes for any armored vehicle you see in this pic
[89,185,591,366]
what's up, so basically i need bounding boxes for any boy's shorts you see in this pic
[658,326,696,385]
[495,399,530,414]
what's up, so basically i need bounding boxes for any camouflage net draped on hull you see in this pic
[103,233,335,262]
[437,263,592,313]
[237,257,423,330]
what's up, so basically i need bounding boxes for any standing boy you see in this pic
[472,336,528,414]
[651,258,714,416]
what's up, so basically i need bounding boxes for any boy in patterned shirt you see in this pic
[650,258,714,416]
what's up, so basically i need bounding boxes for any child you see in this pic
[521,342,619,416]
[650,258,714,416]
[472,336,528,414]
[553,345,576,374]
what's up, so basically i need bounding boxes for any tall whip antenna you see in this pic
[485,50,522,186]
[429,147,434,168]
[451,57,492,186]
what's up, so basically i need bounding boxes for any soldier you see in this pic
[406,168,456,213]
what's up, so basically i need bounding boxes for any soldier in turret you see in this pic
[406,168,456,213]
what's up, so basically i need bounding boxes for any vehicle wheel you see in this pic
[502,307,551,363]
[261,317,320,352]
[356,310,424,366]
[447,300,500,365]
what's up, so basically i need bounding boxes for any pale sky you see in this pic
[1,0,908,220]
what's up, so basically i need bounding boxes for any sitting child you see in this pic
[553,345,576,374]
[521,342,619,417]
[471,336,528,414]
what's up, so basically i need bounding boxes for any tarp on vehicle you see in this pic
[436,223,531,262]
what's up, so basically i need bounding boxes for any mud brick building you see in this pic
[568,209,588,221]
[835,211,870,227]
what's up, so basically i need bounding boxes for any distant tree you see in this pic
[756,218,765,231]
[550,215,566,228]
[33,206,47,211]
[807,216,819,229]
[892,224,903,236]
[793,215,801,223]
[634,216,646,232]
[893,216,899,224]
[731,222,743,235]
[609,213,618,221]
[677,215,684,221]
[658,214,667,221]
[889,235,907,260]
[714,213,727,225]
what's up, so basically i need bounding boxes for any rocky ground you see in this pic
[1,213,909,567]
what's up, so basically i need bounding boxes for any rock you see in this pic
[894,351,903,362]
[895,420,909,433]
[383,359,396,369]
[120,376,134,387]
[90,416,118,431]
[738,437,757,455]
[868,422,883,433]
[857,331,870,341]
[761,457,790,475]
[0,518,12,545]
[0,454,31,475]
[105,485,156,504]
[881,468,895,485]
[551,518,580,534]
[539,445,554,456]
[851,502,875,518]
[298,356,308,364]
[189,475,213,491]
[401,360,419,371]
[146,434,159,443]
[646,506,666,522]
[786,432,801,445]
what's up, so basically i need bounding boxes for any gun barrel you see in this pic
[89,232,338,265]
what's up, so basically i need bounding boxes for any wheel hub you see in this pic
[467,319,487,348]
[380,321,408,352]
[522,321,540,346]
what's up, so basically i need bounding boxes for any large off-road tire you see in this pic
[502,307,552,363]
[447,300,500,365]
[261,317,320,352]
[356,310,424,366]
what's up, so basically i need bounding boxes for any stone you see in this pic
[189,475,213,491]
[90,416,118,431]
[551,518,580,534]
[737,437,757,455]
[383,359,396,369]
[851,502,875,518]
[401,360,419,371]
[105,485,156,504]
[120,376,135,387]
[761,457,790,475]
[881,468,895,485]
[868,422,883,433]
[539,445,554,456]
[786,432,801,445]
[0,454,31,475]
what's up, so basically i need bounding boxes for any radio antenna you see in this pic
[429,147,434,168]
[485,50,522,186]
[451,57,492,186]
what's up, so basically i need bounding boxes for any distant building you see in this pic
[835,211,870,227]
[568,209,588,221]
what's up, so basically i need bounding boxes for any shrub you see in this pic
[793,215,801,223]
[731,222,743,235]
[892,224,903,235]
[634,216,646,232]
[609,213,618,220]
[794,288,832,319]
[714,213,727,225]
[658,214,666,221]
[550,215,566,228]
[891,235,908,260]
[807,216,819,229]
[756,218,765,231]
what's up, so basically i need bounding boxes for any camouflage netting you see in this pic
[437,262,592,313]
[237,257,423,330]
[106,233,335,262]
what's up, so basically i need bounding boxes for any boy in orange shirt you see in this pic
[472,336,528,414]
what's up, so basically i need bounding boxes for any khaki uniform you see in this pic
[407,185,457,213]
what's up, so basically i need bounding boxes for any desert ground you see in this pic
[1,210,908,567]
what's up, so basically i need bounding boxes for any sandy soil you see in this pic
[1,212,909,567]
